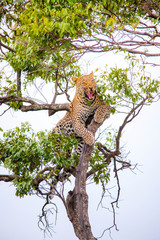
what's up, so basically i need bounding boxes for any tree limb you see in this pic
[0,174,20,182]
[0,41,16,53]
[0,95,70,113]
[20,103,70,113]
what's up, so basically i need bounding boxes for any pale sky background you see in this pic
[0,51,160,240]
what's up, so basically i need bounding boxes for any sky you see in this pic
[0,51,160,240]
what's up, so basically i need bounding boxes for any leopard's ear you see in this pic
[90,71,94,77]
[71,76,78,84]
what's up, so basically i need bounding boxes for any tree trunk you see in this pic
[66,119,102,240]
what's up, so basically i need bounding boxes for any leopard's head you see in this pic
[72,72,96,102]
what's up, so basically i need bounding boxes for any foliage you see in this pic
[97,56,160,114]
[0,122,110,197]
[1,0,160,86]
[1,0,159,106]
[90,143,110,185]
[0,122,78,196]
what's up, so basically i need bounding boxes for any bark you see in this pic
[66,118,103,240]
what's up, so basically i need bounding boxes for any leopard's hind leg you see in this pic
[74,137,85,157]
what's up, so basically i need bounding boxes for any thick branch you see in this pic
[20,103,70,113]
[66,118,103,240]
[0,95,70,113]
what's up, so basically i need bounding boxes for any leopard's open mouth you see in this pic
[85,90,95,100]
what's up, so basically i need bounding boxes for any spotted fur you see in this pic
[53,72,110,155]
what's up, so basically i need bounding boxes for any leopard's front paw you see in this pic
[94,114,103,124]
[94,105,110,123]
[83,132,95,146]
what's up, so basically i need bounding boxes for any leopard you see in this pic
[53,72,110,155]
[49,72,110,198]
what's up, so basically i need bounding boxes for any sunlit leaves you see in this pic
[0,121,111,196]
[1,0,160,87]
[2,0,95,83]
[90,143,110,185]
[0,122,79,196]
[96,57,160,114]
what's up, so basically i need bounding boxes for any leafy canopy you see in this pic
[1,0,159,84]
[0,122,110,197]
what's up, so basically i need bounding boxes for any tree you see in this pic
[0,1,160,239]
